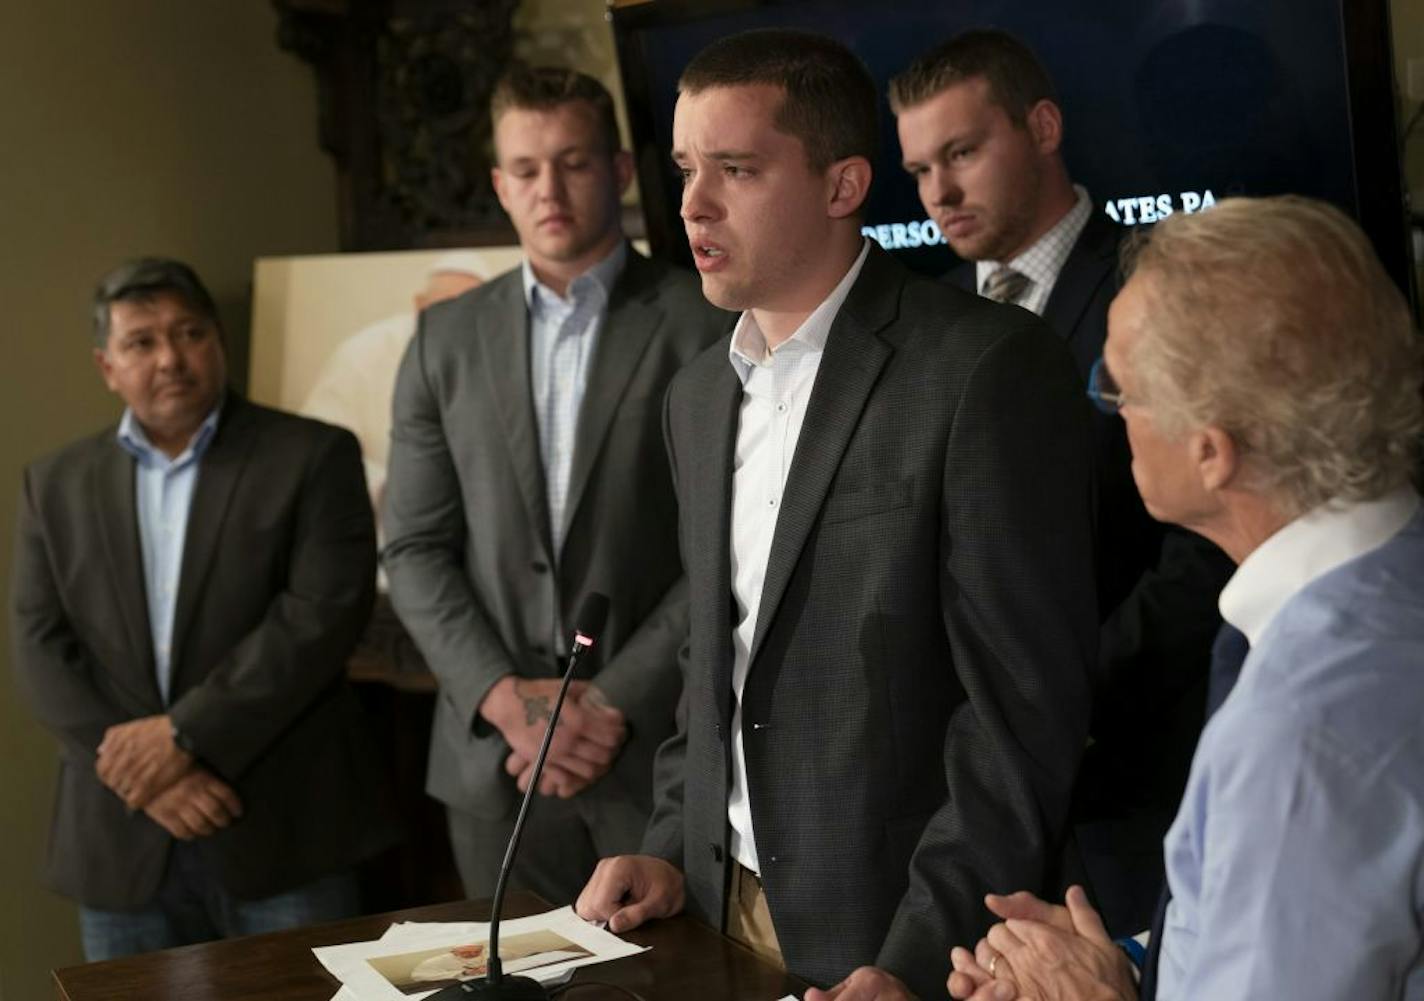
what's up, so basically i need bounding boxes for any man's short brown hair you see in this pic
[678,28,878,172]
[888,29,1057,124]
[490,64,622,154]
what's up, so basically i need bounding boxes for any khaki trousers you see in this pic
[724,860,785,969]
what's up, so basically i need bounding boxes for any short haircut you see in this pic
[92,257,220,349]
[888,29,1057,125]
[490,64,622,155]
[678,28,878,172]
[1123,195,1424,517]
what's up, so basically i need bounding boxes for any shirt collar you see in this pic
[117,399,223,467]
[521,240,628,312]
[975,184,1092,293]
[1219,485,1420,646]
[728,239,871,385]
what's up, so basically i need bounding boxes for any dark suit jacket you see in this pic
[949,210,1234,933]
[10,397,397,909]
[383,248,728,823]
[646,244,1098,998]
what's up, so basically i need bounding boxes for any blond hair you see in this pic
[1123,195,1422,517]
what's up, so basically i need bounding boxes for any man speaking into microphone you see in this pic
[577,29,1096,1001]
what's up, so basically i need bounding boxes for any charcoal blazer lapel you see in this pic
[477,274,554,562]
[683,351,742,728]
[561,251,660,558]
[93,440,161,704]
[170,399,256,689]
[747,247,898,665]
[1041,212,1119,356]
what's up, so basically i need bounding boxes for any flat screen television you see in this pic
[611,0,1416,308]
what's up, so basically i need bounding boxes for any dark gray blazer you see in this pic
[950,211,1234,933]
[646,244,1098,998]
[10,397,396,909]
[383,248,728,823]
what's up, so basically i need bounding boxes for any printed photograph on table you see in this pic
[365,930,593,994]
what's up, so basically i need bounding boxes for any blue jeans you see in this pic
[79,842,360,961]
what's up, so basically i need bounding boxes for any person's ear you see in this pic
[93,346,118,392]
[612,150,635,198]
[1025,99,1064,156]
[491,166,511,214]
[1193,425,1240,493]
[826,156,873,219]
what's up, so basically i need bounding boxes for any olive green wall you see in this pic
[0,5,338,998]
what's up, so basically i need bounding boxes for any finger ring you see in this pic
[989,953,1001,978]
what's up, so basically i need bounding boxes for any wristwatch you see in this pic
[171,722,197,756]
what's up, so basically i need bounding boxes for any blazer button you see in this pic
[531,561,549,574]
[714,723,722,741]
[710,843,723,862]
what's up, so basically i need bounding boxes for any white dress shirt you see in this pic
[726,240,870,873]
[1217,486,1419,646]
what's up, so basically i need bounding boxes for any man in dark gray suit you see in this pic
[577,30,1096,1000]
[383,66,726,904]
[11,258,395,960]
[891,30,1234,935]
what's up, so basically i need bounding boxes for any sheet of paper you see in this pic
[314,905,646,1000]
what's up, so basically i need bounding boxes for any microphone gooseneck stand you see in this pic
[430,593,610,1001]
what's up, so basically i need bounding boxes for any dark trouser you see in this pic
[445,790,647,905]
[79,841,360,961]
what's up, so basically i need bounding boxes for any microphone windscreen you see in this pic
[574,592,610,642]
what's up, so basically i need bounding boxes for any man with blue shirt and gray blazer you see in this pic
[382,65,727,905]
[11,258,395,960]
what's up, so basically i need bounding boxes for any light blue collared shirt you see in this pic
[1158,488,1424,1000]
[522,241,627,558]
[116,405,221,703]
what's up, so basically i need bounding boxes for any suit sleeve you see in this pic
[382,319,519,728]
[877,318,1098,989]
[10,468,131,763]
[637,382,692,866]
[167,427,376,778]
[591,575,687,747]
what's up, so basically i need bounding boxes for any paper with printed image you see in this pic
[316,906,644,1000]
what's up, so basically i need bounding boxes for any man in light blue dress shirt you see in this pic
[12,258,395,959]
[946,196,1424,1001]
[383,66,727,904]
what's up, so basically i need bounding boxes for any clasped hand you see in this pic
[96,714,243,840]
[946,886,1136,1001]
[482,677,628,798]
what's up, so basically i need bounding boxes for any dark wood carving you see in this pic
[275,0,520,250]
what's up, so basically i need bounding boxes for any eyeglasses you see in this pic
[1086,356,1128,415]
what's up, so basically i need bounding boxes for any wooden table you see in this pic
[52,891,808,1000]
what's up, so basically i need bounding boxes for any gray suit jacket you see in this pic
[383,248,728,821]
[10,397,397,909]
[646,245,1098,998]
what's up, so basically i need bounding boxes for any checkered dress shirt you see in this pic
[523,242,627,555]
[974,185,1092,316]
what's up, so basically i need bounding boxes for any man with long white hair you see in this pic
[949,195,1424,1001]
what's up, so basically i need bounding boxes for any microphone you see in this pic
[431,593,610,1001]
